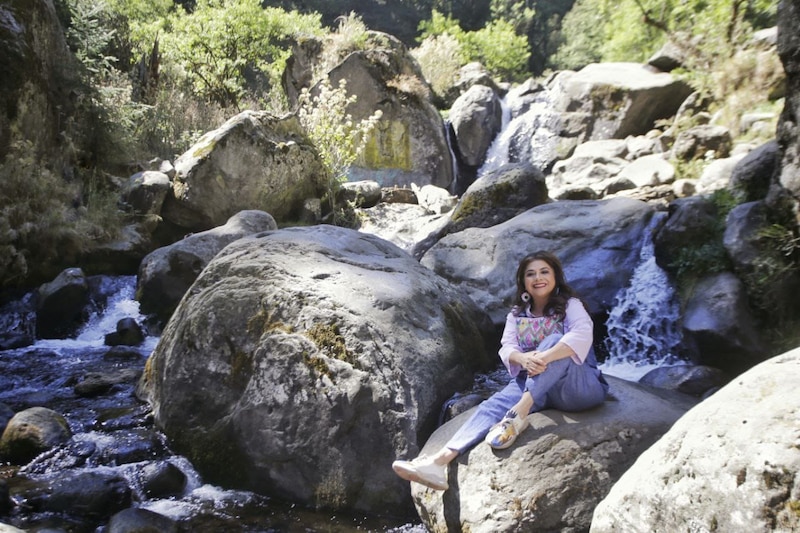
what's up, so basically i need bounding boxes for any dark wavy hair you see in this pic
[512,251,578,319]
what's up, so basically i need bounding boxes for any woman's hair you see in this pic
[512,250,578,318]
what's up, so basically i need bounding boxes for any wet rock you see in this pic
[35,268,90,339]
[73,368,142,398]
[639,364,729,397]
[28,470,132,520]
[107,508,178,533]
[104,317,145,347]
[139,460,187,498]
[97,429,167,465]
[104,346,148,363]
[0,406,71,464]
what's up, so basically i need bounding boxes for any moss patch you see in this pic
[303,322,358,376]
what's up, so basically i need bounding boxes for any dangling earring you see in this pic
[521,292,531,303]
[556,286,561,296]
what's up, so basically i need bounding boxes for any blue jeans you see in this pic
[445,333,608,454]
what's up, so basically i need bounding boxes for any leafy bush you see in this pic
[0,141,123,289]
[158,0,324,108]
[411,33,464,101]
[418,10,529,82]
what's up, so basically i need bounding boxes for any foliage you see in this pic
[411,33,464,100]
[668,189,736,283]
[418,10,529,81]
[314,12,374,81]
[535,0,585,70]
[296,79,382,226]
[551,0,777,74]
[158,0,324,108]
[0,141,123,289]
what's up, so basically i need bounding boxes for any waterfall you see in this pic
[600,213,686,380]
[478,86,561,178]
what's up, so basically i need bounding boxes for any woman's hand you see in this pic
[512,350,549,375]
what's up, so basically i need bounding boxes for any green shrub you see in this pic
[418,10,529,82]
[411,33,464,101]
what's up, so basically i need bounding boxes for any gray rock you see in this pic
[681,272,763,372]
[107,508,178,533]
[331,49,453,188]
[616,154,675,188]
[550,63,693,140]
[73,368,141,398]
[104,317,145,347]
[411,163,549,259]
[0,406,71,464]
[138,225,494,516]
[671,124,733,162]
[591,348,800,533]
[412,376,697,532]
[652,195,719,272]
[123,170,171,215]
[639,364,729,397]
[139,460,187,498]
[777,0,800,207]
[136,210,277,324]
[35,267,89,339]
[421,198,656,325]
[163,111,324,231]
[338,180,382,208]
[728,140,780,203]
[449,84,503,167]
[696,153,747,193]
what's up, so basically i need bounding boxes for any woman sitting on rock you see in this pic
[392,250,609,491]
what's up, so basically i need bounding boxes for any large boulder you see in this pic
[591,347,800,533]
[137,226,494,516]
[550,63,694,141]
[161,112,324,232]
[412,376,697,532]
[412,163,549,259]
[0,0,82,163]
[136,210,277,325]
[421,198,657,324]
[284,32,454,189]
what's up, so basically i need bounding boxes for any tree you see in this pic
[158,0,323,107]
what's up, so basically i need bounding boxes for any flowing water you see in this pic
[599,213,687,381]
[478,86,562,177]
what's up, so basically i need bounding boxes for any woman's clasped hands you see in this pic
[520,350,548,375]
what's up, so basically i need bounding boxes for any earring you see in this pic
[556,286,561,295]
[521,292,531,303]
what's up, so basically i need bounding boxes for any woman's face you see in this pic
[524,259,557,302]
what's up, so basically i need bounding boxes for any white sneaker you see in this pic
[392,455,449,491]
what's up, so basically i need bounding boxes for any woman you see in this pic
[392,251,608,491]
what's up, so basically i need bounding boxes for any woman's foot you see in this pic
[485,410,530,450]
[392,455,448,491]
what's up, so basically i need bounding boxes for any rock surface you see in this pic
[411,376,697,532]
[591,347,800,533]
[138,225,495,515]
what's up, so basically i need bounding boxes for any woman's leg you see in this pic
[443,375,527,454]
